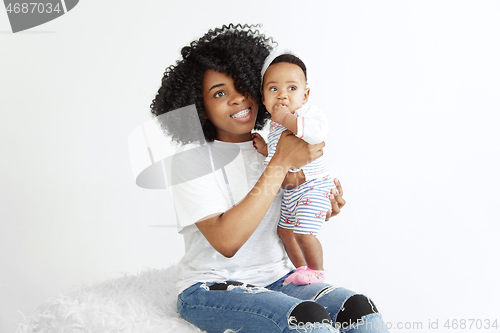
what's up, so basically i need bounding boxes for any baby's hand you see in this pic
[252,133,268,156]
[270,106,292,125]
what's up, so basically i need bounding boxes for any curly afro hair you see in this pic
[150,24,277,145]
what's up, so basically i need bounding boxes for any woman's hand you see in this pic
[325,178,346,221]
[274,130,325,171]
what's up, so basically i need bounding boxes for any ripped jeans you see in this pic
[177,271,390,333]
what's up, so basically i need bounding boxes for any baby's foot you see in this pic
[293,268,326,285]
[283,266,307,285]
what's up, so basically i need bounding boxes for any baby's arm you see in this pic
[252,133,268,156]
[295,105,329,144]
[272,105,328,144]
[271,107,298,134]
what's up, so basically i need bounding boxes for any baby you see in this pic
[252,50,336,285]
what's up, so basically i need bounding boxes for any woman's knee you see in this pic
[288,301,333,331]
[334,294,379,328]
[312,287,381,329]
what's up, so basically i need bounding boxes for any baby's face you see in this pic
[262,62,309,115]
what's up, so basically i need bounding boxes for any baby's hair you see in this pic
[268,53,307,82]
[150,23,276,145]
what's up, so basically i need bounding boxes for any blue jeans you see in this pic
[177,271,390,333]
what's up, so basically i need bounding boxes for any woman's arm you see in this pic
[196,130,324,258]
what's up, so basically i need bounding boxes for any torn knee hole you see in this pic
[205,281,268,293]
[313,285,337,301]
[335,295,378,327]
[288,301,331,327]
[207,281,249,290]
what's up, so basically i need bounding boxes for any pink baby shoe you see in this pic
[293,268,326,285]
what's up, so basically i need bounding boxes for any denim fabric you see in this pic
[177,272,389,333]
[267,274,389,333]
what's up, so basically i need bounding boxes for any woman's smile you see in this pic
[230,108,252,121]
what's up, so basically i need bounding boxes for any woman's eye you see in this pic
[214,91,226,98]
[270,87,277,92]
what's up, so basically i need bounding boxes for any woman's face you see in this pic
[202,69,258,143]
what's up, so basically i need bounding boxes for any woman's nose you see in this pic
[230,92,245,104]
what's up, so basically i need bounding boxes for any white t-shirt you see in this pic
[171,140,293,294]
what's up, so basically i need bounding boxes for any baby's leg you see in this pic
[293,188,332,271]
[294,233,324,270]
[278,199,306,268]
[278,226,306,268]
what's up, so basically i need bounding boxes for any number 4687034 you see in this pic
[6,2,62,14]
[444,319,498,330]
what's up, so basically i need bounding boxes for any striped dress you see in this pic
[263,105,335,235]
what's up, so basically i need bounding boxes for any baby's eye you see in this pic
[270,87,277,92]
[289,86,297,91]
[214,91,226,98]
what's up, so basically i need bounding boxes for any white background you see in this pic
[1,1,499,332]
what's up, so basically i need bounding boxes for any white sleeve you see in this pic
[295,105,329,144]
[170,147,230,234]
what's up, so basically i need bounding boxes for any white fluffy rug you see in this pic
[16,265,205,333]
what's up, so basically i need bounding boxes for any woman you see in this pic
[151,24,388,333]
